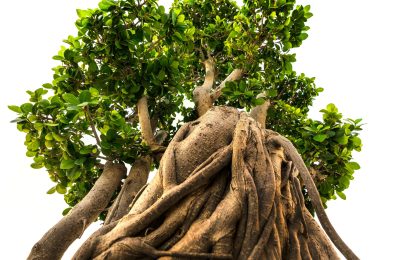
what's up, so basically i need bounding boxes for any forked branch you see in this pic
[193,60,244,116]
[211,68,244,102]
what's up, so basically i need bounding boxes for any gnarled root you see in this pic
[74,106,353,260]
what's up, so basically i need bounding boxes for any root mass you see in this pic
[68,106,354,259]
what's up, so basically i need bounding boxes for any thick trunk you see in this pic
[28,162,126,260]
[71,106,356,260]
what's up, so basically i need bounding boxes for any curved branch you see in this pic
[28,162,126,260]
[270,134,360,260]
[193,58,215,116]
[211,68,244,102]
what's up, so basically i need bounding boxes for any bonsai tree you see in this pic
[9,0,362,259]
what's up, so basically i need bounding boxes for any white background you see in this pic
[1,0,399,259]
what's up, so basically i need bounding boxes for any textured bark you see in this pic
[71,106,357,260]
[28,162,126,260]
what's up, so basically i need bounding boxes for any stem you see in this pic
[97,155,109,160]
[85,107,102,147]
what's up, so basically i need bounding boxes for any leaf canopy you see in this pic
[10,0,362,213]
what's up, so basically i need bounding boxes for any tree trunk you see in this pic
[69,106,357,260]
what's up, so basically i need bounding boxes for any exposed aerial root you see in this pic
[73,107,356,260]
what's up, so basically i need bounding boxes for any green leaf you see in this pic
[27,140,40,151]
[346,162,361,170]
[44,123,59,127]
[45,133,54,140]
[52,132,65,142]
[89,87,99,97]
[67,168,82,181]
[62,207,72,216]
[31,162,44,169]
[336,191,346,200]
[351,136,362,146]
[56,184,67,194]
[8,105,21,113]
[79,90,91,103]
[267,89,278,98]
[325,103,338,113]
[336,135,348,145]
[99,0,116,11]
[75,158,86,165]
[20,103,33,113]
[88,61,98,73]
[47,186,57,194]
[313,134,327,142]
[79,146,93,154]
[60,159,75,169]
[76,9,92,19]
[62,93,80,105]
[42,83,53,89]
[253,98,265,106]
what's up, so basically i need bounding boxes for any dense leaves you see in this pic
[268,102,362,210]
[10,0,362,214]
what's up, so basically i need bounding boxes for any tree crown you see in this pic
[9,0,362,216]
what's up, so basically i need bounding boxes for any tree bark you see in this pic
[28,162,126,260]
[137,96,155,146]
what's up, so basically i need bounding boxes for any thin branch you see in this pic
[85,107,102,147]
[97,155,109,160]
[211,69,244,102]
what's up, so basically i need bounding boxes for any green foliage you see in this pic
[268,102,363,211]
[9,0,362,214]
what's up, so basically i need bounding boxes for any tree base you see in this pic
[74,106,340,259]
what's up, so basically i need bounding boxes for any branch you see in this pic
[104,156,152,224]
[28,162,127,260]
[268,133,359,260]
[193,58,216,116]
[249,95,270,128]
[211,68,244,102]
[85,106,102,147]
[137,96,156,146]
